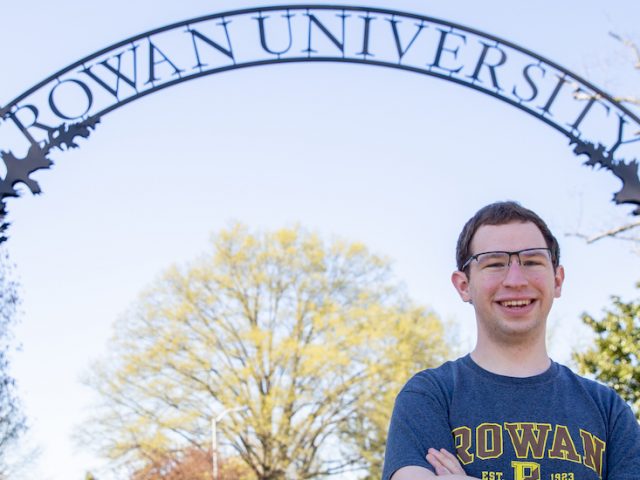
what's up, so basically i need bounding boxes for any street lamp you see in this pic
[212,406,248,480]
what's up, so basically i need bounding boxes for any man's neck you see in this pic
[470,341,551,378]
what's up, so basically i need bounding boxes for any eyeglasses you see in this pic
[461,248,553,274]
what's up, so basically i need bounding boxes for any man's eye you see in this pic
[521,254,549,267]
[483,261,507,269]
[523,260,544,267]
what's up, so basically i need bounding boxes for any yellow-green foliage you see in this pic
[80,225,452,478]
[573,283,640,419]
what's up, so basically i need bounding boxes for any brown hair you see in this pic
[455,201,560,272]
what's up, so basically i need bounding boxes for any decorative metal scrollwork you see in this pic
[1,5,639,241]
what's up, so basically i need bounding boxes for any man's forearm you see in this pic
[391,465,479,479]
[390,465,435,479]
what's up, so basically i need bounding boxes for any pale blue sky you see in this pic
[2,1,640,479]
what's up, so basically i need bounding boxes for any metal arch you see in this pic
[1,4,639,241]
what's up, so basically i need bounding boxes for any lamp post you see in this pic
[212,406,247,480]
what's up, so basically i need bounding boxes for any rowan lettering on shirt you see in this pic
[452,422,605,477]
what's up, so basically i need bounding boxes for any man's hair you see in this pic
[455,201,560,272]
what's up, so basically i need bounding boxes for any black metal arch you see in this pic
[1,4,639,241]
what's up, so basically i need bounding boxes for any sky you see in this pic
[2,0,640,479]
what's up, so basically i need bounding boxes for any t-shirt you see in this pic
[382,355,640,480]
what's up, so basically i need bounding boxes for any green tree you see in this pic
[573,283,640,418]
[80,225,451,479]
[0,250,26,477]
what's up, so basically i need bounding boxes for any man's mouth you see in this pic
[499,299,533,308]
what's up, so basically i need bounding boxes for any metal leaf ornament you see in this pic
[0,116,100,242]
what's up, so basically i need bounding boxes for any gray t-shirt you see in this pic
[382,355,640,480]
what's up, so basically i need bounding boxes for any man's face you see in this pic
[451,221,564,345]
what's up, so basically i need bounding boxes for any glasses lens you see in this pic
[476,252,510,271]
[518,248,552,268]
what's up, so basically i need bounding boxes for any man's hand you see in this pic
[390,449,478,479]
[426,448,467,476]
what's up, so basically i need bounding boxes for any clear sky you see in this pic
[2,1,640,479]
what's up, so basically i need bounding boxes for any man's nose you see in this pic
[502,255,528,286]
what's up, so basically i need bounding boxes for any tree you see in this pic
[0,249,26,477]
[573,283,640,419]
[130,447,252,480]
[79,225,451,479]
[569,32,640,423]
[339,307,452,479]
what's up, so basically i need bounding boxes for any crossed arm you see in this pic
[391,448,479,480]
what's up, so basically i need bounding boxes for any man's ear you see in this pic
[451,270,472,303]
[554,265,565,298]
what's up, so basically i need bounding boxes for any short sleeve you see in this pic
[606,400,640,479]
[382,378,457,480]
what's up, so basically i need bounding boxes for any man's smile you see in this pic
[498,299,533,308]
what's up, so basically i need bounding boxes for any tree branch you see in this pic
[567,220,640,244]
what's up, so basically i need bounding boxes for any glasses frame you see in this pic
[461,247,553,272]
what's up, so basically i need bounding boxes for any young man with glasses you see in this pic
[382,201,640,480]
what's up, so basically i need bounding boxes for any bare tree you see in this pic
[570,32,640,247]
[0,249,26,477]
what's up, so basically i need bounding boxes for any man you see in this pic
[382,201,640,480]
